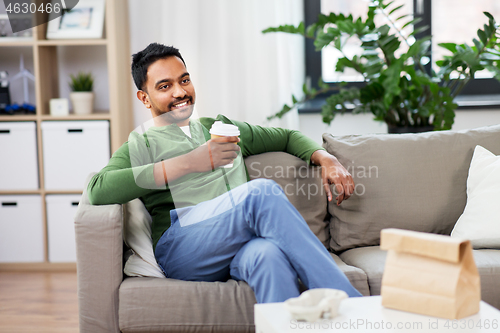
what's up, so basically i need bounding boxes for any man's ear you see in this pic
[137,90,151,109]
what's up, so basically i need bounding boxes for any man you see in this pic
[88,43,362,302]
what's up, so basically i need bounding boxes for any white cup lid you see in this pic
[209,121,240,136]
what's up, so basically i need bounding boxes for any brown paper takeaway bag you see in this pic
[380,228,481,319]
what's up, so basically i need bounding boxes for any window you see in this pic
[431,0,500,79]
[305,0,500,99]
[320,0,413,82]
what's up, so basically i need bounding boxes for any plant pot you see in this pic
[70,92,94,115]
[388,125,434,134]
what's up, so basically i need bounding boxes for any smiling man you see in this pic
[87,43,362,302]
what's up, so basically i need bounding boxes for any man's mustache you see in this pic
[169,96,193,109]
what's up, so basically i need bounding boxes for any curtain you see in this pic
[128,0,304,130]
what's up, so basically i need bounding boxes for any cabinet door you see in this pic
[46,194,81,262]
[0,122,39,190]
[42,120,110,190]
[0,195,44,263]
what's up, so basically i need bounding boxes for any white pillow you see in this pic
[451,145,500,248]
[123,199,165,278]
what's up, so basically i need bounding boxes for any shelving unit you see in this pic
[0,0,133,271]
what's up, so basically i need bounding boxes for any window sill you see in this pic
[297,95,500,114]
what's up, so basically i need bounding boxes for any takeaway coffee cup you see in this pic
[209,121,240,168]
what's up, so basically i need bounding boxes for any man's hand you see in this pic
[190,136,241,172]
[153,136,240,186]
[311,150,354,206]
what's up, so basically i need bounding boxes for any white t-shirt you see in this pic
[179,125,191,138]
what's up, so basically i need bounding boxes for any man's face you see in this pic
[137,56,196,126]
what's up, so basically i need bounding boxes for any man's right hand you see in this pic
[153,136,241,186]
[189,136,241,172]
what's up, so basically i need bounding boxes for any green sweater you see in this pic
[87,114,324,251]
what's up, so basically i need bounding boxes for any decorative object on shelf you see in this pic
[3,53,37,114]
[0,14,11,37]
[0,15,8,37]
[264,0,500,132]
[0,71,10,113]
[46,0,105,39]
[2,103,35,115]
[8,15,32,37]
[50,98,69,116]
[284,288,348,322]
[10,53,35,106]
[69,71,94,115]
[0,12,32,39]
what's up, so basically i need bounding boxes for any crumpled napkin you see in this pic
[284,288,348,322]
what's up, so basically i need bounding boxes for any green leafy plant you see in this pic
[69,72,94,92]
[263,0,500,131]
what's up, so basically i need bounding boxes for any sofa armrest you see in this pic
[74,173,123,333]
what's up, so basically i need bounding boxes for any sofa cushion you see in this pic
[339,246,387,296]
[245,152,329,247]
[473,250,500,309]
[323,125,500,252]
[119,277,256,333]
[339,246,500,309]
[329,252,370,296]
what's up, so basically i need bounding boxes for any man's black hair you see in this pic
[131,43,186,91]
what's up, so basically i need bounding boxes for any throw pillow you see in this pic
[451,145,500,248]
[123,198,165,278]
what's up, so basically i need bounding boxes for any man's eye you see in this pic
[160,85,169,90]
[182,78,190,84]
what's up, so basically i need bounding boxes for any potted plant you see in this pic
[69,71,94,115]
[263,0,500,132]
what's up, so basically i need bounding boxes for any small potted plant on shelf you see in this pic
[263,0,500,132]
[69,71,94,115]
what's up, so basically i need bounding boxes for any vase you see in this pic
[70,92,94,115]
[388,125,434,134]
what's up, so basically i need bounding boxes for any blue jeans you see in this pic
[155,178,362,303]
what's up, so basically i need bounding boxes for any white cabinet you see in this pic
[0,122,39,190]
[42,120,110,190]
[46,194,81,262]
[0,195,44,263]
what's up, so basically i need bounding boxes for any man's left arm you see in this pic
[228,117,354,205]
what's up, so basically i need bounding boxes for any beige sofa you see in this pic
[75,124,500,333]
